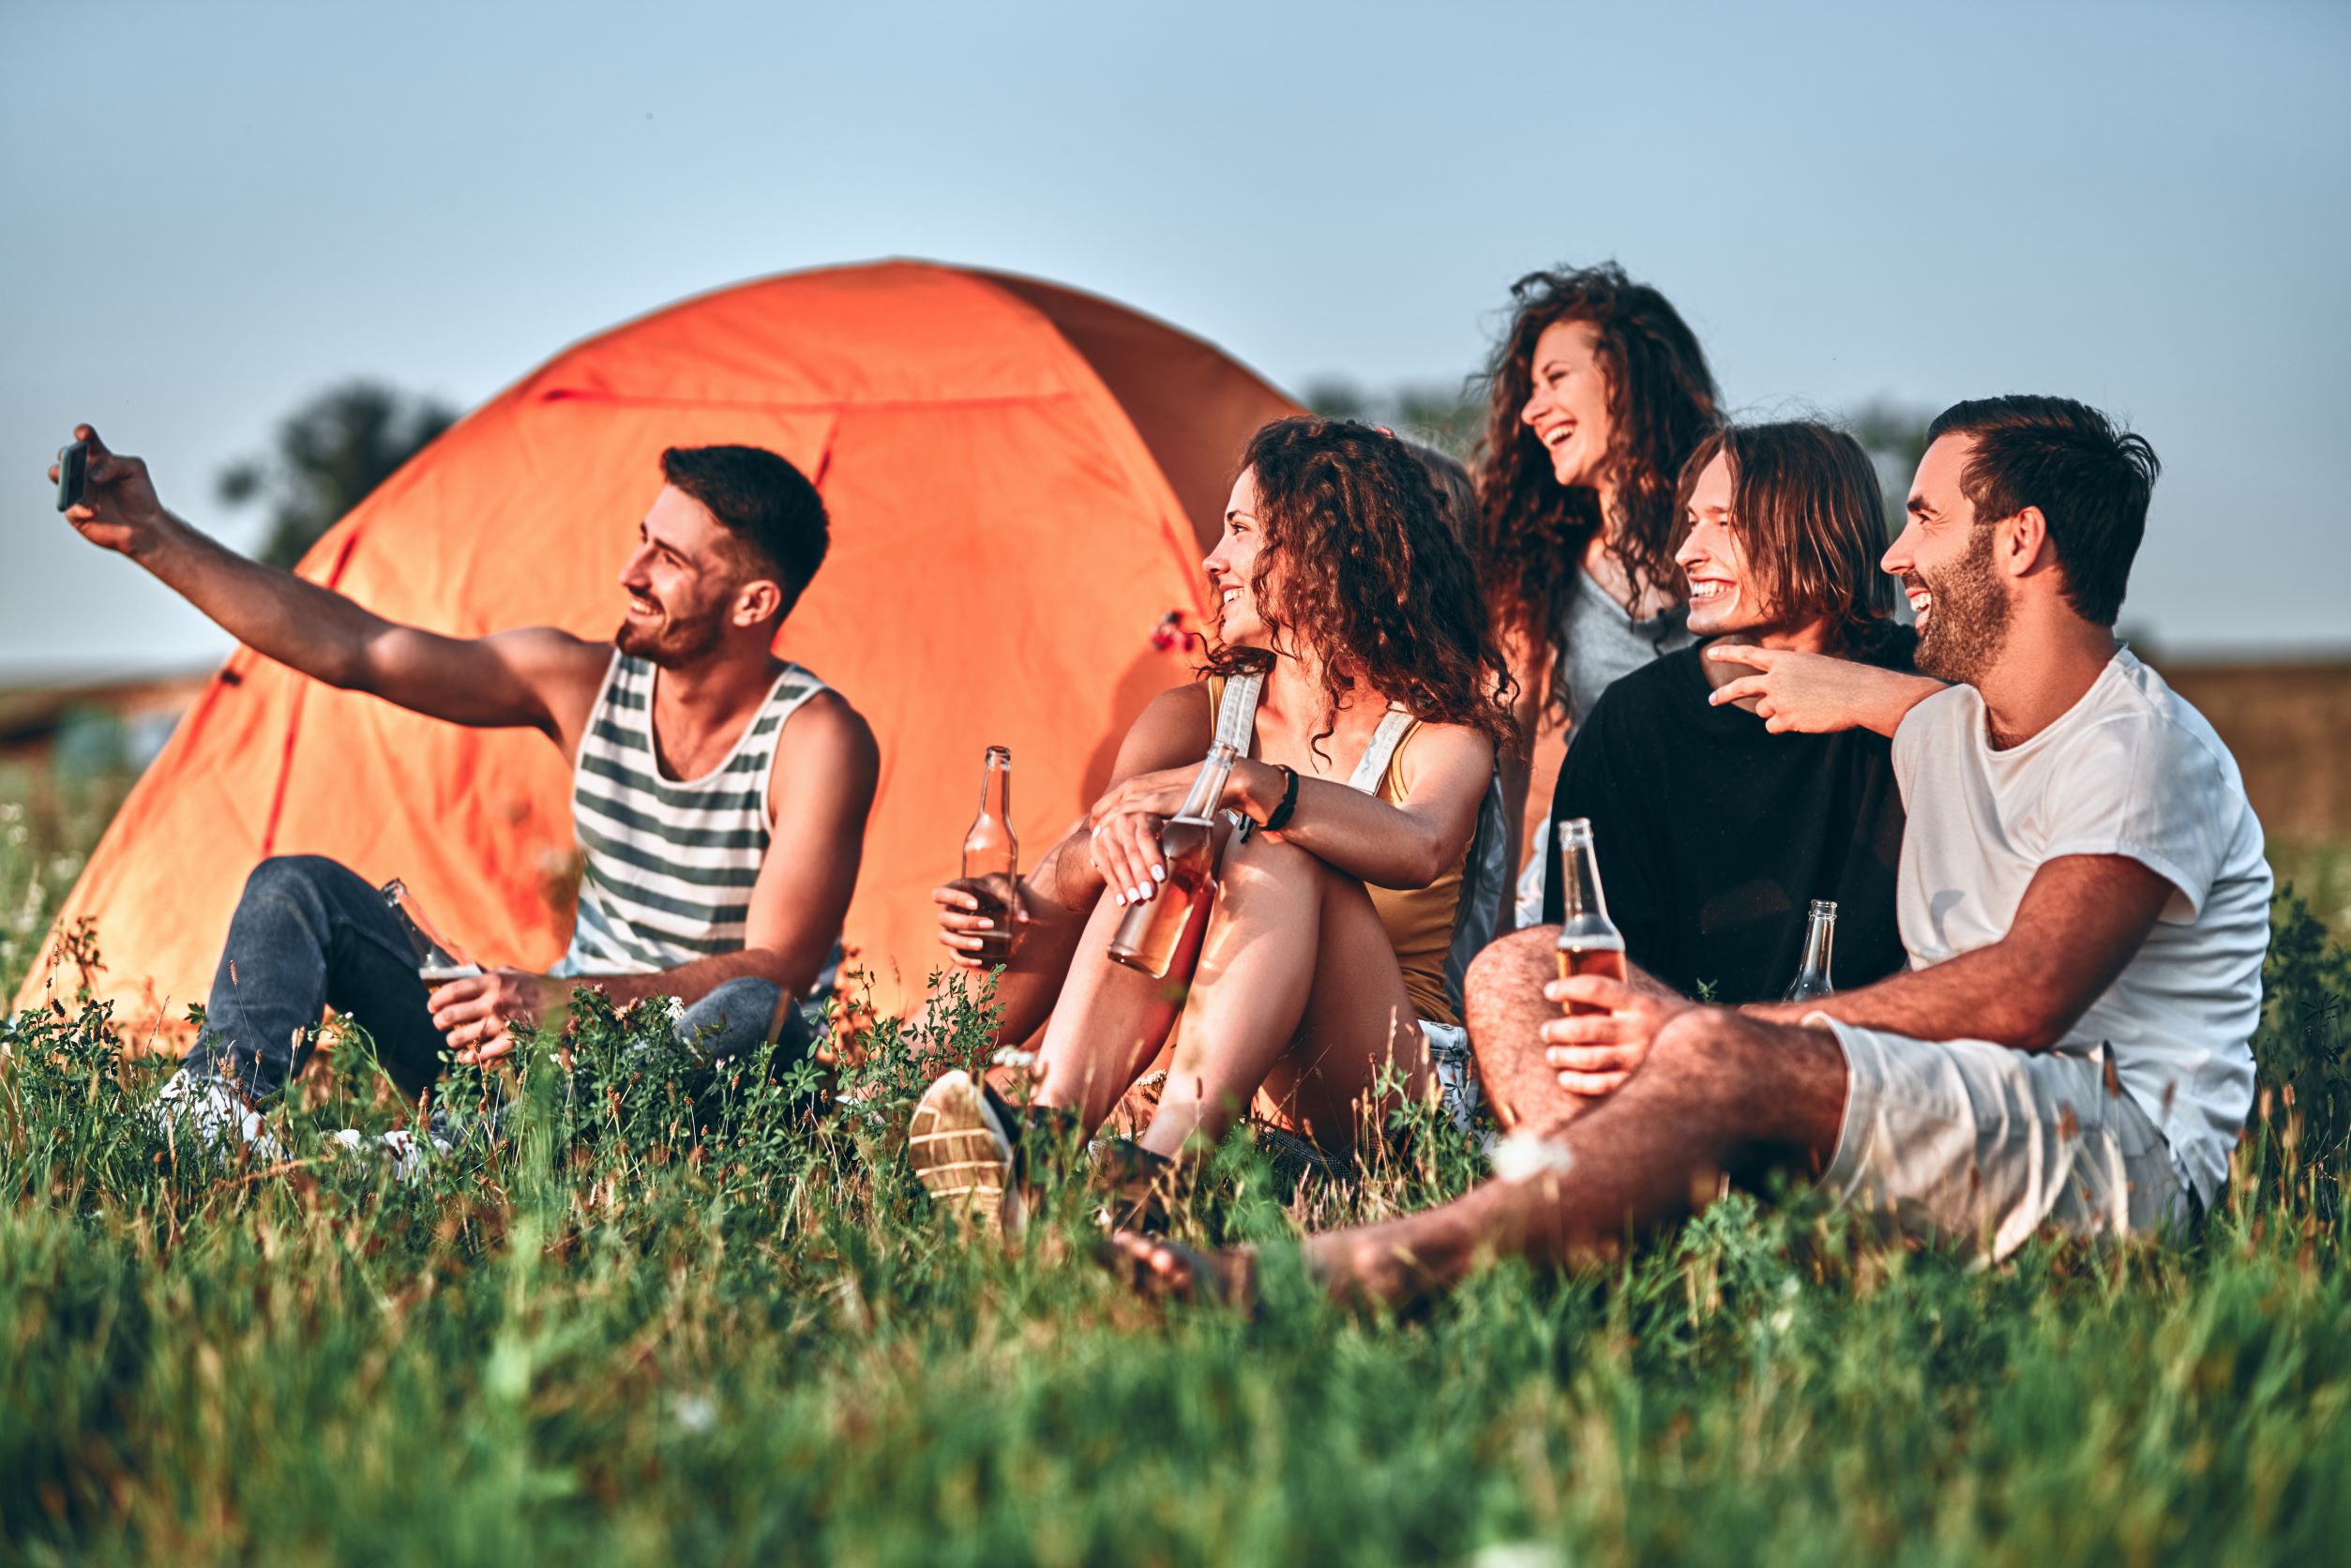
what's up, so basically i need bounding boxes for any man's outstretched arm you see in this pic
[54,425,605,736]
[1741,853,2175,1048]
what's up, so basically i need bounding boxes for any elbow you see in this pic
[2010,1019,2069,1053]
[325,642,378,695]
[746,944,818,1001]
[1390,836,1456,890]
[1986,1001,2075,1053]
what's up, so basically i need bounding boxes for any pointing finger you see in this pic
[1703,642,1783,668]
[1708,677,1769,706]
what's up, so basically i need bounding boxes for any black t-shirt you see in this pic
[1544,636,1912,1003]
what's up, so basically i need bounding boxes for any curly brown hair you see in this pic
[1205,416,1517,758]
[1473,264,1721,714]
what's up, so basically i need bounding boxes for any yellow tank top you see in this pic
[1207,676,1469,1026]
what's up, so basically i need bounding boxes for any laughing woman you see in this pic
[911,417,1515,1231]
[1475,264,1722,875]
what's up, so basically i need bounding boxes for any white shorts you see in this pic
[1814,1017,2193,1260]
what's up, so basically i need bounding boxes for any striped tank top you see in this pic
[554,650,838,993]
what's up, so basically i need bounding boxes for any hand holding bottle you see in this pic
[960,746,1021,964]
[934,878,1026,969]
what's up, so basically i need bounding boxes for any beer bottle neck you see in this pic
[977,747,1011,823]
[1176,742,1240,821]
[1560,842,1609,925]
[1799,908,1836,979]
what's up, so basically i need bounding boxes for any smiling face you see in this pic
[1885,434,2014,686]
[615,484,751,667]
[1672,451,1770,638]
[1204,466,1278,650]
[1518,318,1614,491]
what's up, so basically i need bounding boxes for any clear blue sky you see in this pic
[4,0,2344,678]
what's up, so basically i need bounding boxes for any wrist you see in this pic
[1231,759,1282,822]
[139,512,203,572]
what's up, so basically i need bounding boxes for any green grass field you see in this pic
[5,772,2349,1564]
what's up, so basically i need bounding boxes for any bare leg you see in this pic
[1461,927,1677,1132]
[1462,927,1577,1134]
[1106,1006,1847,1311]
[1031,882,1211,1132]
[1305,1008,1846,1306]
[1142,832,1425,1159]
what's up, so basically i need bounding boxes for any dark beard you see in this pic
[613,610,724,668]
[1913,525,2012,687]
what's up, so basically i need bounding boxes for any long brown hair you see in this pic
[1680,421,1900,655]
[1473,264,1721,711]
[1206,416,1516,757]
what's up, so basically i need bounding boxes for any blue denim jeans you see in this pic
[182,854,806,1102]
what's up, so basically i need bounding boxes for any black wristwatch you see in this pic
[1263,763,1301,832]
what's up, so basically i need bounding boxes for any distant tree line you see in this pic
[218,382,457,568]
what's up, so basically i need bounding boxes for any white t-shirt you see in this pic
[1891,648,2270,1205]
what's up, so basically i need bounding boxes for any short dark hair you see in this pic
[1678,421,1896,655]
[659,445,830,619]
[1923,396,2159,627]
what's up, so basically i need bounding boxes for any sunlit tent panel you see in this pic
[19,260,1298,1036]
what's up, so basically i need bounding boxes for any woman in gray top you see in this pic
[1469,264,1723,881]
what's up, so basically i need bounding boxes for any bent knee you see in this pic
[1217,827,1338,897]
[1644,1006,1823,1085]
[244,853,354,899]
[1465,925,1555,995]
[1645,1006,1735,1074]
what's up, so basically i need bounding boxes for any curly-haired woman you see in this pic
[912,417,1515,1231]
[1475,264,1723,871]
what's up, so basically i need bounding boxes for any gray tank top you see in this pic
[1560,568,1692,730]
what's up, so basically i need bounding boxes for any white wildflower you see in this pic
[1472,1544,1567,1568]
[1489,1129,1575,1184]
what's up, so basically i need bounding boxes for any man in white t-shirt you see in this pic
[1100,394,2272,1310]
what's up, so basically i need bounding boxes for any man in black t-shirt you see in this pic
[1544,627,1912,1001]
[1519,420,1937,1051]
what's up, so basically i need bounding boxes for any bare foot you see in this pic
[1094,1230,1258,1310]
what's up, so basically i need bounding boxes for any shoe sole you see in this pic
[907,1070,1014,1235]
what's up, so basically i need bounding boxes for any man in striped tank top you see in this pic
[54,428,878,1155]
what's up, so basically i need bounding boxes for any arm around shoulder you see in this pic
[1703,644,1947,739]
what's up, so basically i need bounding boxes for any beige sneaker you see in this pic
[907,1069,1020,1235]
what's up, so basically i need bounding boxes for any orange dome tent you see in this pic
[18,261,1299,1037]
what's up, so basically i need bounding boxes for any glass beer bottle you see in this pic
[1553,818,1627,1014]
[962,745,1020,965]
[1782,898,1838,1003]
[380,878,483,982]
[1107,741,1240,980]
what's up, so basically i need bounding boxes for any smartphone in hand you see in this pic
[55,439,88,512]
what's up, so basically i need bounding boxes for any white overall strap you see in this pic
[1345,707,1418,794]
[1213,670,1264,752]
